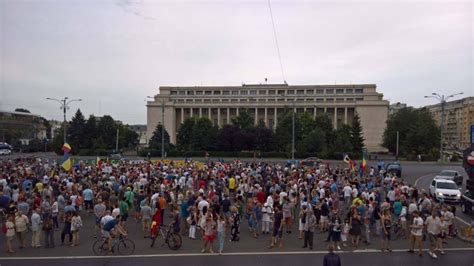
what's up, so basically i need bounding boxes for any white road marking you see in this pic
[456,216,471,225]
[414,173,436,187]
[1,247,474,260]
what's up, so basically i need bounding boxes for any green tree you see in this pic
[297,128,326,155]
[149,124,170,151]
[314,113,336,154]
[275,110,302,152]
[335,124,354,152]
[254,124,275,152]
[191,118,217,151]
[68,109,86,151]
[351,113,365,154]
[383,107,440,155]
[14,108,30,113]
[299,112,316,139]
[177,118,196,151]
[216,124,243,152]
[97,115,118,149]
[83,115,98,149]
[231,110,254,130]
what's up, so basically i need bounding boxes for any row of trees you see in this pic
[52,109,139,155]
[382,107,440,159]
[148,110,365,158]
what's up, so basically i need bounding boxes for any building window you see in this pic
[277,98,285,102]
[222,99,229,102]
[196,91,203,95]
[205,90,212,95]
[186,99,193,102]
[355,97,364,101]
[336,89,344,94]
[268,98,276,102]
[223,90,230,95]
[231,99,238,102]
[316,98,324,102]
[195,99,202,102]
[296,98,304,102]
[187,91,194,95]
[278,90,285,94]
[214,90,221,95]
[297,90,304,95]
[258,99,266,102]
[204,99,211,102]
[326,98,334,102]
[241,90,248,95]
[316,89,324,94]
[326,89,334,94]
[336,98,344,102]
[269,90,276,95]
[258,90,266,95]
[250,99,257,102]
[346,89,353,94]
[212,99,220,102]
[346,98,354,102]
[177,99,184,102]
[231,90,239,95]
[307,90,314,94]
[306,98,314,101]
[171,91,178,95]
[250,90,257,95]
[355,89,363,94]
[287,90,295,94]
[240,99,248,102]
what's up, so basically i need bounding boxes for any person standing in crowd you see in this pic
[5,214,16,253]
[261,202,272,235]
[380,210,392,252]
[408,211,424,256]
[15,210,29,249]
[330,212,342,250]
[270,205,284,249]
[140,199,152,238]
[302,206,317,250]
[350,211,362,249]
[230,205,240,242]
[71,211,83,247]
[61,212,73,245]
[188,206,197,239]
[217,214,226,254]
[201,212,215,253]
[323,245,342,266]
[42,213,55,248]
[31,207,42,248]
[94,199,106,238]
[425,210,442,258]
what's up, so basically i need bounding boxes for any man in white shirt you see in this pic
[425,211,442,258]
[408,211,424,256]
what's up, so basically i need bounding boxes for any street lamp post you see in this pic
[424,92,463,163]
[46,97,82,144]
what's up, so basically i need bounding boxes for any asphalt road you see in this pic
[1,249,473,266]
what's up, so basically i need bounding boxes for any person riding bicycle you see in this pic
[102,214,127,252]
[150,205,161,239]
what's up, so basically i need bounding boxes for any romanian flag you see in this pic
[361,150,367,172]
[61,143,72,171]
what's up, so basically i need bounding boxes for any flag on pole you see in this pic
[361,150,367,173]
[61,143,72,171]
[343,154,351,164]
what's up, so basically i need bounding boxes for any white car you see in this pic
[0,149,11,155]
[434,170,463,186]
[429,179,461,203]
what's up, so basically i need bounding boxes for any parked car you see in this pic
[429,179,461,203]
[385,162,402,177]
[300,157,322,168]
[461,190,474,214]
[0,149,11,155]
[434,170,463,186]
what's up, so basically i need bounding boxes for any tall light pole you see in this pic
[46,97,82,144]
[280,94,296,163]
[147,96,165,159]
[424,92,463,163]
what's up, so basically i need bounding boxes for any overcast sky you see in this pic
[1,0,472,124]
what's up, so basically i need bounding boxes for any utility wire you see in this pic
[268,0,286,83]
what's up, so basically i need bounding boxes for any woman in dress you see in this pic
[230,206,240,241]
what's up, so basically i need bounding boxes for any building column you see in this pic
[274,107,278,128]
[255,107,258,125]
[227,108,230,125]
[334,107,338,129]
[314,107,317,119]
[264,108,268,127]
[190,108,193,118]
[304,107,307,113]
[217,108,221,127]
[208,107,211,120]
[181,108,184,124]
[236,107,239,116]
[344,107,348,124]
[199,108,202,118]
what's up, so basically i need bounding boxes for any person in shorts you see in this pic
[408,211,423,256]
[102,215,127,252]
[270,205,284,249]
[425,210,442,258]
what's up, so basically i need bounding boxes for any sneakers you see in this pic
[428,251,437,259]
[440,250,445,255]
[337,245,341,250]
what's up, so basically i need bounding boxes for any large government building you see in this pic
[147,83,389,152]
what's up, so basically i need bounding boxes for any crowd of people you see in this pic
[0,156,458,258]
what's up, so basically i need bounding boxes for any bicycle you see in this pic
[92,234,135,255]
[150,224,182,250]
[391,218,404,241]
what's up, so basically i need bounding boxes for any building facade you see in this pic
[425,97,474,150]
[147,83,389,152]
[0,110,48,144]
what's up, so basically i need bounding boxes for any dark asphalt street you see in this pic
[1,250,473,266]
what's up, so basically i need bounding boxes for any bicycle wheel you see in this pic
[118,239,135,255]
[92,239,109,256]
[167,233,182,250]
